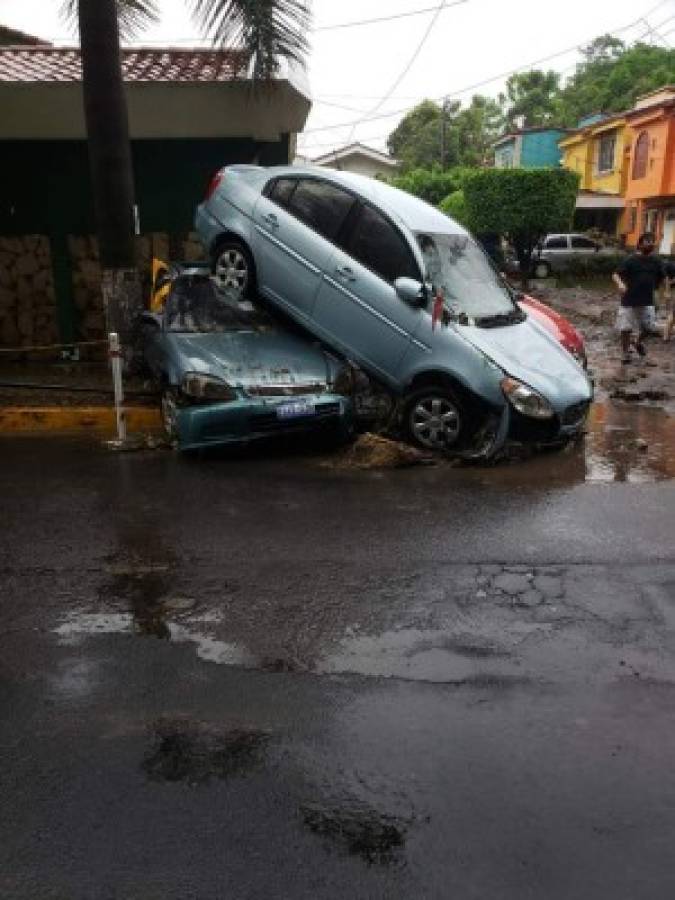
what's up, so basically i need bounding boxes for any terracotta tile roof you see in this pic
[0,46,249,83]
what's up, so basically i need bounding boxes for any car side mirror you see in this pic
[395,277,426,307]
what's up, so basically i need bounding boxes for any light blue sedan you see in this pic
[141,270,352,451]
[196,166,593,455]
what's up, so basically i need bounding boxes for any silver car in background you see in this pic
[531,233,623,279]
[196,166,593,455]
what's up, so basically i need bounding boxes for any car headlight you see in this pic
[181,373,237,402]
[501,376,554,419]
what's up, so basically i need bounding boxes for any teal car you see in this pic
[141,271,352,451]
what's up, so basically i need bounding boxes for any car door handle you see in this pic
[335,265,356,282]
[261,213,279,228]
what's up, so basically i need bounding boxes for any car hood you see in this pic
[167,330,333,390]
[459,318,592,411]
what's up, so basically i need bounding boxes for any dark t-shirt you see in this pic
[617,253,665,307]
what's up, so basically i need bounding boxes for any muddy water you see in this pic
[585,402,675,482]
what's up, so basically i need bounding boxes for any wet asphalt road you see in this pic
[2,435,675,899]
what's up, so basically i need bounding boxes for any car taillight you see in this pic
[205,171,223,201]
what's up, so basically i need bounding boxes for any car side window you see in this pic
[346,204,419,284]
[544,237,568,250]
[571,237,597,250]
[287,179,356,242]
[268,177,297,210]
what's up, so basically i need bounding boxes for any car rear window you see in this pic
[288,179,356,242]
[347,204,419,284]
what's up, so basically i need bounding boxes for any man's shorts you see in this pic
[616,305,651,332]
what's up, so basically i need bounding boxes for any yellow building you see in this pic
[560,113,628,235]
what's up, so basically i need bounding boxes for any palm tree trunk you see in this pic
[78,0,140,351]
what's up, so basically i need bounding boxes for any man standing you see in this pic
[612,232,665,364]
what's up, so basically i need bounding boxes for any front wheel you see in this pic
[402,387,464,452]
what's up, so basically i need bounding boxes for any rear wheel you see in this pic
[402,387,464,452]
[212,239,254,300]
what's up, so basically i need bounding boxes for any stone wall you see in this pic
[0,231,207,357]
[0,236,59,354]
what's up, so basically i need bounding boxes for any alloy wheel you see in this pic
[214,247,249,298]
[409,396,461,450]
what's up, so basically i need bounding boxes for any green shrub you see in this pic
[439,189,469,226]
[464,168,580,284]
[389,167,473,206]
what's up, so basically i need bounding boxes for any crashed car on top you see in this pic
[140,269,352,451]
[196,166,593,455]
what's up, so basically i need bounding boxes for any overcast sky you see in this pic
[2,0,674,155]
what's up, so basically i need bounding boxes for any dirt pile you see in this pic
[325,432,436,470]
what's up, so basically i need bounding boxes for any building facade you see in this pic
[309,143,399,179]
[0,44,311,350]
[559,114,628,235]
[493,127,567,169]
[623,87,675,253]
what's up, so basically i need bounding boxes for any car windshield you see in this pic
[164,277,271,333]
[416,233,518,322]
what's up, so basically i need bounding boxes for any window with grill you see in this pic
[597,133,616,173]
[632,131,649,180]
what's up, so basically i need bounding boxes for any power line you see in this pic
[314,0,469,32]
[345,0,451,144]
[301,3,671,135]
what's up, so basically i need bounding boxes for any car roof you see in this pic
[261,165,468,237]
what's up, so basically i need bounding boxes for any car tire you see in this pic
[161,388,180,442]
[402,386,465,452]
[212,239,255,300]
[533,260,551,279]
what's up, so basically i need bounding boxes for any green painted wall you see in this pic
[0,135,291,235]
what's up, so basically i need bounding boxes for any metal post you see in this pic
[109,331,126,442]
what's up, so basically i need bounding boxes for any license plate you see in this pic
[276,400,315,420]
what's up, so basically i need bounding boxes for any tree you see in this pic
[463,168,579,287]
[501,70,561,127]
[387,95,504,171]
[558,40,675,126]
[62,0,310,350]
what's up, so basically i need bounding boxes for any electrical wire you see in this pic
[313,0,469,32]
[301,2,674,136]
[344,0,452,144]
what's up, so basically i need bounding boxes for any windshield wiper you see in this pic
[474,309,526,328]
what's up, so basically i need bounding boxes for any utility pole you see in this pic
[440,98,450,169]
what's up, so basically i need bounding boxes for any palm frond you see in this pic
[60,0,161,40]
[190,0,311,79]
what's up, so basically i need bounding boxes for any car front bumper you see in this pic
[174,393,353,451]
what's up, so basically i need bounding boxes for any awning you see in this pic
[576,194,625,210]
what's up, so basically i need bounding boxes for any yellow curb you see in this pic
[0,406,162,434]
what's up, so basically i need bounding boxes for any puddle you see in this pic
[585,402,675,482]
[318,627,517,683]
[301,801,408,865]
[53,610,255,668]
[143,720,270,784]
